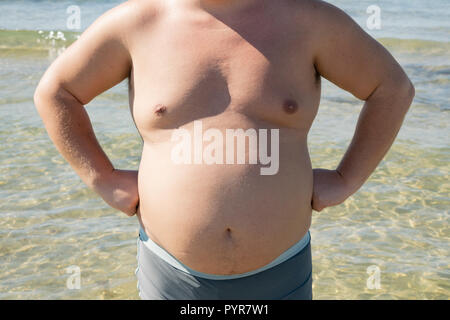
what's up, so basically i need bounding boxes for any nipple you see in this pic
[154,104,167,116]
[283,99,298,114]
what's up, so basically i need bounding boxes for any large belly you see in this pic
[136,117,313,274]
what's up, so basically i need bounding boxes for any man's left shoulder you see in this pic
[284,0,349,24]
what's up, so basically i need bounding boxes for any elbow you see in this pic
[386,77,415,116]
[408,81,415,101]
[400,78,415,115]
[33,79,54,111]
[395,69,415,103]
[34,78,85,109]
[33,78,71,111]
[33,68,66,109]
[380,73,415,110]
[33,85,45,109]
[401,77,415,103]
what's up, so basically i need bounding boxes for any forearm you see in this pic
[34,86,114,190]
[336,79,415,194]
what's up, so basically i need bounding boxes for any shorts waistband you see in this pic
[138,226,311,280]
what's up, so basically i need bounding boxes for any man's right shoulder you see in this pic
[80,0,164,53]
[102,0,164,30]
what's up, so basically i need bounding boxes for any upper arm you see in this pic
[310,1,412,100]
[35,2,135,105]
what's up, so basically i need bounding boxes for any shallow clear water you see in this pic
[0,0,448,299]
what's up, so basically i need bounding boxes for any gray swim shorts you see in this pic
[135,228,313,300]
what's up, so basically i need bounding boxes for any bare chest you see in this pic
[130,12,321,135]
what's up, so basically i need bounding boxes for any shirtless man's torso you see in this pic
[34,0,414,297]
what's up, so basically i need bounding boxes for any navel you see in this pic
[154,104,167,116]
[283,99,299,114]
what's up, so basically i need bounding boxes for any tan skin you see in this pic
[34,0,414,274]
